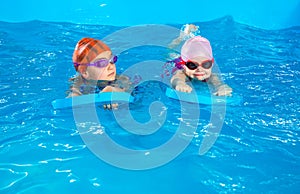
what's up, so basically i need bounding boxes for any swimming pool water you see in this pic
[0,16,300,193]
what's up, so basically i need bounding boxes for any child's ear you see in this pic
[81,70,89,79]
[182,66,188,71]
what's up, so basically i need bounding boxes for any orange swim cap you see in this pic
[72,37,111,71]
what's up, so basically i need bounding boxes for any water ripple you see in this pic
[0,168,28,191]
[0,19,300,193]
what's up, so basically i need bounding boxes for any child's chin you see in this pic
[195,76,206,81]
[107,77,116,81]
[98,75,116,81]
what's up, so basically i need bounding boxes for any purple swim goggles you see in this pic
[74,55,118,68]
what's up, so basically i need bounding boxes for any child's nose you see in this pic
[107,62,115,70]
[196,65,206,71]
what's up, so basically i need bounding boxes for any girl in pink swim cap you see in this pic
[169,24,232,96]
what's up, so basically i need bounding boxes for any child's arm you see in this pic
[67,90,80,98]
[170,70,193,93]
[168,24,199,49]
[208,74,233,96]
[66,85,82,98]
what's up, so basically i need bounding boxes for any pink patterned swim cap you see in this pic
[181,36,213,62]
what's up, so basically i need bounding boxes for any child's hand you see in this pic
[175,83,193,93]
[100,86,124,110]
[101,86,125,92]
[214,84,232,96]
[103,103,118,110]
[180,24,199,40]
[183,24,198,35]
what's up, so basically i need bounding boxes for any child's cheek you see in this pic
[183,69,194,78]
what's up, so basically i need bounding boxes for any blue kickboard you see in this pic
[52,92,134,109]
[165,87,242,105]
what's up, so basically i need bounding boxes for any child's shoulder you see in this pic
[116,74,131,81]
[69,75,83,84]
[67,76,83,97]
[114,75,133,92]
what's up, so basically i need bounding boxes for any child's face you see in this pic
[84,51,117,81]
[183,56,213,81]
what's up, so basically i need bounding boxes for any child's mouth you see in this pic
[107,72,115,77]
[194,73,205,77]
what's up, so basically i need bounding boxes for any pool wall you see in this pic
[1,0,300,29]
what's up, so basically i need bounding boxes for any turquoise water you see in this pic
[1,16,300,193]
[2,0,300,29]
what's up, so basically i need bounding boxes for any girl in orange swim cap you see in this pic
[67,37,132,108]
